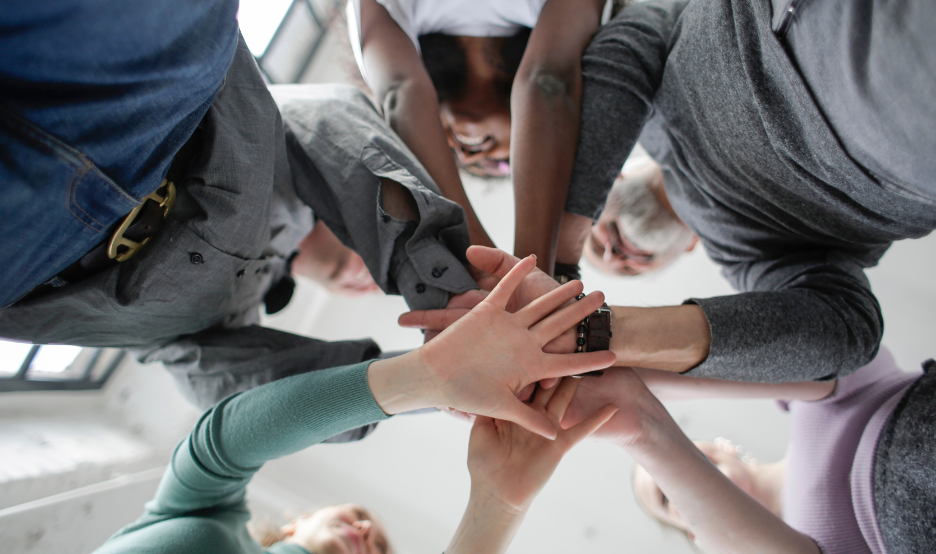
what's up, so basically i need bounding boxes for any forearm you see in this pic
[634,367,836,402]
[150,361,388,515]
[511,81,581,273]
[383,82,493,247]
[626,408,819,554]
[446,487,528,554]
[610,304,711,372]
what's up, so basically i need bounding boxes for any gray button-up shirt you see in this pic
[0,38,476,408]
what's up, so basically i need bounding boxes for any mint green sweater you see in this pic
[94,361,389,554]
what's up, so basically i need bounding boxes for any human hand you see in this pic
[399,246,579,355]
[467,377,618,511]
[561,367,670,450]
[369,254,616,439]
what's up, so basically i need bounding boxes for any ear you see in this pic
[684,235,699,252]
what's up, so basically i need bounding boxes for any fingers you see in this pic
[530,291,606,345]
[497,394,559,440]
[540,350,618,379]
[516,280,584,328]
[466,245,521,279]
[563,404,619,446]
[544,376,581,420]
[398,308,469,330]
[539,377,559,389]
[484,255,535,310]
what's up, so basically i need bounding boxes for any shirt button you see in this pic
[381,214,391,223]
[189,252,204,264]
[415,283,426,294]
[431,267,447,278]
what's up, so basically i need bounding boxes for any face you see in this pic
[282,504,391,554]
[440,96,511,178]
[585,166,696,276]
[437,36,513,178]
[633,441,758,535]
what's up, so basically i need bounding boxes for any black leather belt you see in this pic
[19,128,202,303]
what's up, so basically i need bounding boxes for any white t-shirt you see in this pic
[347,0,611,85]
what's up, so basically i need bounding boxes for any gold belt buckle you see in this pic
[107,180,177,262]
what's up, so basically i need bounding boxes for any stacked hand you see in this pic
[399,246,580,355]
[560,367,668,449]
[446,377,618,554]
[369,254,616,438]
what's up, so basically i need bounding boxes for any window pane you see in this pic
[28,345,83,374]
[0,341,33,376]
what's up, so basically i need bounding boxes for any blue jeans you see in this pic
[0,0,238,306]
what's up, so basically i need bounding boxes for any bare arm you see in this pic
[358,0,493,247]
[510,0,606,274]
[633,367,835,402]
[563,370,821,554]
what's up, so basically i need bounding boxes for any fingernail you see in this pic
[531,254,537,260]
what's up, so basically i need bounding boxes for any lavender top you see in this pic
[782,347,920,554]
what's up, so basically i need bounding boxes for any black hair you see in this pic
[417,28,533,105]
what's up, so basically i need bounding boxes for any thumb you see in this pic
[467,245,520,278]
[563,404,619,446]
[398,308,469,330]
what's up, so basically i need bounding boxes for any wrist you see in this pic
[446,487,528,554]
[366,351,437,415]
[610,305,710,372]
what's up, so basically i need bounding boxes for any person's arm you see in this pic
[510,0,606,274]
[357,0,493,247]
[132,324,382,412]
[607,249,884,381]
[401,246,882,382]
[633,367,836,402]
[562,369,820,554]
[539,0,690,270]
[273,84,479,311]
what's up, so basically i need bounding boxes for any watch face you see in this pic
[586,307,612,351]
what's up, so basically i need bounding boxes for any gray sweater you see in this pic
[567,0,936,382]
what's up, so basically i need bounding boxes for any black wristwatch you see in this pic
[573,295,613,377]
[553,262,581,284]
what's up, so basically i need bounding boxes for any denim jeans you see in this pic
[0,0,239,306]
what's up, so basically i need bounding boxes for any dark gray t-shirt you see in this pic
[567,0,936,382]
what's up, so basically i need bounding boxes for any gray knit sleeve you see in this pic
[566,0,689,220]
[684,249,883,382]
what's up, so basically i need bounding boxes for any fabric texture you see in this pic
[93,360,390,554]
[782,347,920,554]
[871,361,936,553]
[567,0,936,382]
[0,0,238,306]
[0,35,476,409]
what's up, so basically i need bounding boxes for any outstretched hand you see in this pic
[399,246,580,354]
[368,254,616,439]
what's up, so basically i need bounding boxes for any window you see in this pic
[0,340,124,392]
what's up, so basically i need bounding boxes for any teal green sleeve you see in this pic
[147,360,389,516]
[95,361,390,554]
[267,543,311,554]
